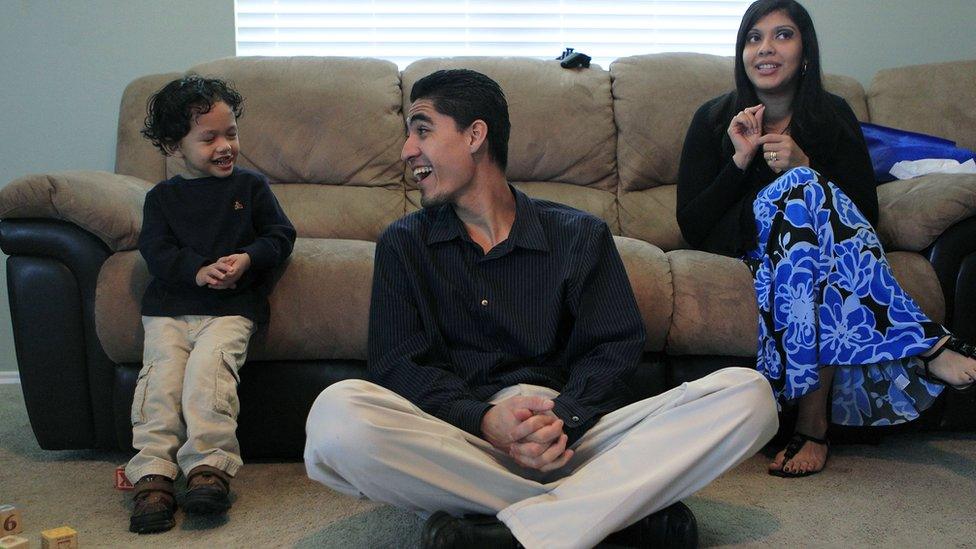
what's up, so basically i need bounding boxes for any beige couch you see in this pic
[2,54,975,456]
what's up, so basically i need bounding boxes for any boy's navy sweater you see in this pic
[138,167,296,323]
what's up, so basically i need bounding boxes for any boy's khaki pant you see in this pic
[126,315,254,482]
[304,367,778,549]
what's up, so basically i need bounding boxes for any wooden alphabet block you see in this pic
[0,534,29,549]
[0,506,21,535]
[40,527,77,549]
[115,465,134,490]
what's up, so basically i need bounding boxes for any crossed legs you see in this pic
[304,367,778,549]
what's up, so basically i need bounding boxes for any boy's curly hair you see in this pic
[141,75,244,155]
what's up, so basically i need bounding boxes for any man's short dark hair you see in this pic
[141,75,244,155]
[410,69,511,170]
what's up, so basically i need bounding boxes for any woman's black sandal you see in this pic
[917,336,976,393]
[768,432,830,478]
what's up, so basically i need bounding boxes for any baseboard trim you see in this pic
[0,371,20,384]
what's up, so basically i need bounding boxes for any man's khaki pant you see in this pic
[126,315,254,482]
[304,367,778,549]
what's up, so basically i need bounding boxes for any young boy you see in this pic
[126,75,295,534]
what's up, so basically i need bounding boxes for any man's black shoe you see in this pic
[603,501,699,548]
[422,511,519,549]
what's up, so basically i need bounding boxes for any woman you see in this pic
[677,0,976,477]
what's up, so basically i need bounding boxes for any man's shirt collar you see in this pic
[425,185,550,253]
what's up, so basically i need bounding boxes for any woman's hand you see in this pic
[728,104,765,169]
[758,133,810,174]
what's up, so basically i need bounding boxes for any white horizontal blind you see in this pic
[236,0,751,69]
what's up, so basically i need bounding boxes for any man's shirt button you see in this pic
[571,416,580,422]
[481,299,489,306]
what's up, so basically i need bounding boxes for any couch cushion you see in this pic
[877,173,976,251]
[169,57,406,188]
[401,57,618,193]
[95,238,375,363]
[613,236,672,352]
[618,185,686,252]
[95,234,673,361]
[664,249,945,357]
[868,59,976,151]
[666,250,757,356]
[612,53,735,193]
[272,184,405,242]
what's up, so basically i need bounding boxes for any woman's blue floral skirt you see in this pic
[745,167,946,426]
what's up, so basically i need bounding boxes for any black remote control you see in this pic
[559,51,591,69]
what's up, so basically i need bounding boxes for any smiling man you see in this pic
[303,69,778,549]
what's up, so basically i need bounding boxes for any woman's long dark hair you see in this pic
[727,0,835,146]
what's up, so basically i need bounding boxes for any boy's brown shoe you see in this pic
[182,465,232,515]
[129,475,176,534]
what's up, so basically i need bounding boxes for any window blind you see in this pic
[236,0,751,69]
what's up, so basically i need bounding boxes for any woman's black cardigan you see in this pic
[676,91,878,257]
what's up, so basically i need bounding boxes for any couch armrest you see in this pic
[0,218,118,449]
[954,253,976,343]
[0,170,152,251]
[877,173,976,252]
[927,216,976,335]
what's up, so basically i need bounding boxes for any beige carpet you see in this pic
[1,383,974,548]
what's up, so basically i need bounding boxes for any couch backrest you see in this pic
[116,72,180,184]
[868,59,976,151]
[114,54,868,248]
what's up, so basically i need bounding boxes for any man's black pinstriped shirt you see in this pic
[367,186,646,445]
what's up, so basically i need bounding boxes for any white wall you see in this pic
[805,0,976,86]
[1,0,975,372]
[0,0,235,371]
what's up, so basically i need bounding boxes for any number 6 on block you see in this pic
[0,505,22,535]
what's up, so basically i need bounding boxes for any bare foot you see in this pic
[921,337,976,389]
[768,436,829,475]
[770,373,832,476]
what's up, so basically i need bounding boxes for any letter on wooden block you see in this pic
[41,526,78,549]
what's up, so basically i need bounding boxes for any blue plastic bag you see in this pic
[860,122,976,183]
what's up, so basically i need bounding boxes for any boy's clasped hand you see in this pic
[195,253,251,289]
